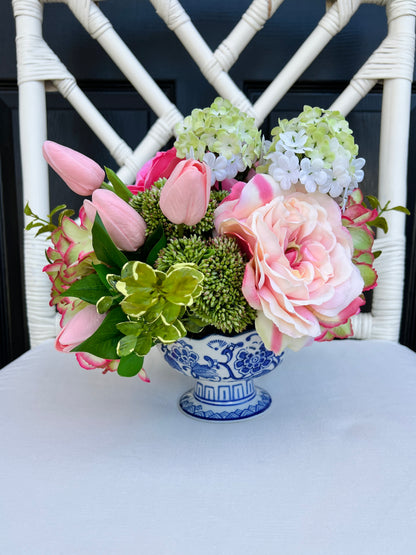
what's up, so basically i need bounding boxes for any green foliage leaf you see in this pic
[105,167,133,202]
[72,306,125,359]
[100,181,115,192]
[96,296,116,314]
[65,273,110,303]
[160,301,182,325]
[143,300,165,323]
[182,314,207,334]
[117,353,144,377]
[48,204,67,218]
[116,321,142,336]
[91,213,128,269]
[391,205,411,215]
[121,292,157,317]
[134,334,153,356]
[58,209,75,225]
[35,224,56,237]
[25,221,44,230]
[366,195,380,210]
[162,264,204,305]
[106,273,120,291]
[118,261,157,295]
[144,226,167,266]
[117,334,138,357]
[24,202,35,217]
[25,202,78,238]
[153,321,185,343]
[93,263,119,288]
[369,216,388,234]
[147,234,167,266]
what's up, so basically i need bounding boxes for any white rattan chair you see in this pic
[12,0,415,347]
[2,1,416,553]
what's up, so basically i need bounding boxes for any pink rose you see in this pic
[56,304,105,352]
[216,180,364,354]
[43,141,104,196]
[215,173,292,225]
[129,147,182,194]
[159,159,211,225]
[83,189,147,251]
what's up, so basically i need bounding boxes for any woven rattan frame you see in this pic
[12,0,416,346]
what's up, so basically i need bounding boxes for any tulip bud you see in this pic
[159,159,211,226]
[56,305,105,352]
[83,189,147,252]
[43,141,105,196]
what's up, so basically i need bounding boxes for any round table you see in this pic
[1,339,416,554]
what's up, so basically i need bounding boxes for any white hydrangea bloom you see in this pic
[272,139,288,154]
[328,154,352,198]
[186,144,206,161]
[350,157,365,186]
[328,137,341,153]
[259,138,272,164]
[262,138,272,155]
[299,157,329,193]
[203,152,229,185]
[316,169,333,194]
[186,146,196,160]
[227,154,246,179]
[279,128,311,154]
[268,151,300,190]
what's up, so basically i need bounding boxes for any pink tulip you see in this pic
[84,189,147,251]
[56,304,105,352]
[129,147,182,194]
[42,141,105,196]
[76,353,150,382]
[159,159,211,225]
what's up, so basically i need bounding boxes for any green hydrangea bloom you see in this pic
[259,105,364,203]
[268,105,358,165]
[174,97,262,170]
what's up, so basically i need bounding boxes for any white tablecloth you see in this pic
[1,339,416,554]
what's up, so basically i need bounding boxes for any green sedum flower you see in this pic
[130,185,228,240]
[156,235,256,334]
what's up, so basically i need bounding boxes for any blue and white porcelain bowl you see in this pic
[160,330,284,421]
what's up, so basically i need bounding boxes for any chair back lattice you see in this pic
[12,0,416,346]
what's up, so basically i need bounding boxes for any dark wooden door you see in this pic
[1,0,415,365]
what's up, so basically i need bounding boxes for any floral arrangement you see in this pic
[26,98,406,380]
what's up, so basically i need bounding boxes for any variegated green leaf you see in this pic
[96,296,115,314]
[117,334,138,357]
[134,334,153,356]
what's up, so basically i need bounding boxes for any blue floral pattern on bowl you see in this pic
[160,331,284,421]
